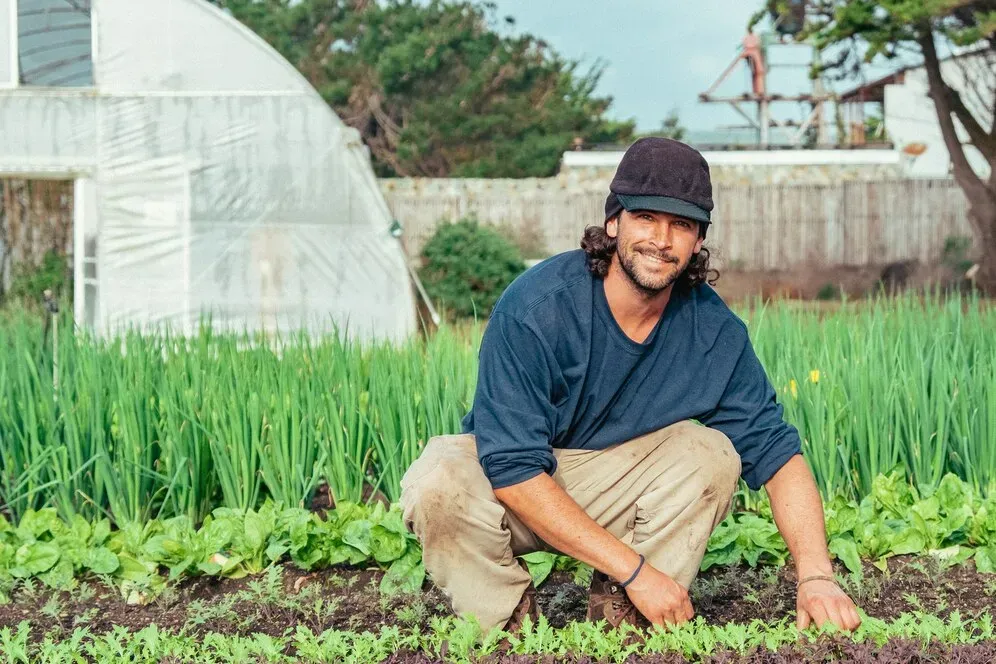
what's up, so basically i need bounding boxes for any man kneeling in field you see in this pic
[400,138,862,634]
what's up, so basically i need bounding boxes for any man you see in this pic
[400,137,861,635]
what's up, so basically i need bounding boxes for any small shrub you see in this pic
[816,283,841,300]
[941,235,974,275]
[418,218,526,320]
[4,250,71,308]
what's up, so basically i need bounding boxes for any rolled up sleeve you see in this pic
[471,313,558,489]
[700,329,802,491]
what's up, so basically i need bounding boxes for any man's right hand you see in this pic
[493,473,696,627]
[623,563,695,626]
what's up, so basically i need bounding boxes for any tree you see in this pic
[638,108,687,141]
[761,1,996,292]
[211,0,634,177]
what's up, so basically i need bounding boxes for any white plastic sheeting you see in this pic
[0,0,417,342]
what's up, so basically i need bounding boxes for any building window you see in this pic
[17,0,93,87]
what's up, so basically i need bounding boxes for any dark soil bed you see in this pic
[539,554,996,629]
[1,554,994,642]
[389,639,996,662]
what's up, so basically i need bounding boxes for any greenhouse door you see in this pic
[96,158,192,335]
[74,178,99,329]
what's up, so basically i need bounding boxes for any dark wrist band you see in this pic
[619,554,645,588]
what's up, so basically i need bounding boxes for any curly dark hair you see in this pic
[580,220,719,293]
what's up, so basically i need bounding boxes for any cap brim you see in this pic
[617,194,711,224]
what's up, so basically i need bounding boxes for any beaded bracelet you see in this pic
[619,554,646,588]
[797,574,837,588]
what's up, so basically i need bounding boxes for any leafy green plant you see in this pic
[0,500,425,603]
[702,512,790,570]
[5,250,71,305]
[4,471,996,611]
[3,609,996,662]
[418,218,526,320]
[820,471,996,577]
[520,551,592,587]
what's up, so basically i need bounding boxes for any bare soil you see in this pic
[711,260,982,306]
[1,554,994,644]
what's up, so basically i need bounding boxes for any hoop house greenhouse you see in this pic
[0,0,417,341]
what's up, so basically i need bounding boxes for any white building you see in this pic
[0,0,417,341]
[838,50,994,180]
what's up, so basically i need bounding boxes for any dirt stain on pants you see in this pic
[399,420,741,633]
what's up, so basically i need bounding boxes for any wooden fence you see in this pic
[384,178,975,270]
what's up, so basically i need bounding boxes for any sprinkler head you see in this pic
[42,289,59,314]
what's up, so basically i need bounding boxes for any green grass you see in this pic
[0,291,993,527]
[749,291,996,501]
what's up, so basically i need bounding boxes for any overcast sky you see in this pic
[487,0,905,133]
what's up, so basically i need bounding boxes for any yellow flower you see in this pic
[809,370,820,384]
[789,379,798,399]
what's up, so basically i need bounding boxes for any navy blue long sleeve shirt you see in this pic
[460,249,802,491]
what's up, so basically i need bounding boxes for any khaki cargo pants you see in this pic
[399,420,741,633]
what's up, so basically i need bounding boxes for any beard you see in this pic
[616,242,691,296]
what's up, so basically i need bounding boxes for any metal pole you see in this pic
[759,98,770,148]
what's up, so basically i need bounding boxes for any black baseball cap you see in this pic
[604,137,713,225]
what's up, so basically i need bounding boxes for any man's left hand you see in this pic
[796,578,862,632]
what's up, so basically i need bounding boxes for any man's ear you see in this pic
[606,215,619,239]
[693,222,706,254]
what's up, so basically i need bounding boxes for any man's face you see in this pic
[606,209,704,294]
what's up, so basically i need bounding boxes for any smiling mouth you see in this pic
[639,251,678,265]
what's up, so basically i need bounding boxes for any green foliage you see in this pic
[210,0,634,177]
[0,501,424,603]
[821,470,996,576]
[703,512,790,571]
[942,235,975,274]
[4,251,70,306]
[750,289,996,502]
[638,108,686,141]
[762,2,993,93]
[701,471,996,580]
[520,551,593,587]
[815,282,841,300]
[864,109,888,142]
[418,219,526,320]
[1,607,995,661]
[2,471,995,608]
[0,309,480,526]
[2,293,996,532]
